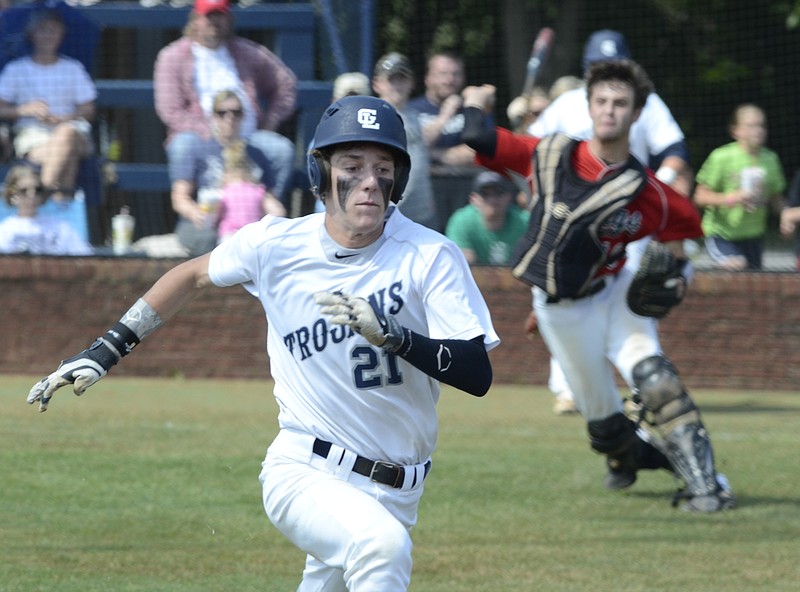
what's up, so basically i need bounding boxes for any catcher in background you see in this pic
[461,60,736,512]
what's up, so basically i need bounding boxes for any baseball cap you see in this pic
[333,72,371,101]
[374,52,414,79]
[472,171,513,194]
[582,29,630,71]
[194,0,230,16]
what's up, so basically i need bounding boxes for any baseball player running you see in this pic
[461,60,735,512]
[27,95,500,590]
[529,29,694,414]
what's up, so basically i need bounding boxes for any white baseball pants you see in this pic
[533,267,661,422]
[259,429,428,591]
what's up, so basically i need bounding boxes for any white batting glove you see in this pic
[27,339,121,412]
[314,291,406,351]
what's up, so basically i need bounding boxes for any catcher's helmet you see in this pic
[307,95,411,203]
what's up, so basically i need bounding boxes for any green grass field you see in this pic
[2,375,799,591]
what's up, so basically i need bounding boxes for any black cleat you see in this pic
[604,457,637,490]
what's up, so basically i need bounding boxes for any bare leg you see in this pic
[26,123,88,201]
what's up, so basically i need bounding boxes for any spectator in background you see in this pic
[506,86,550,135]
[0,8,96,202]
[694,103,786,270]
[780,170,800,269]
[154,0,297,206]
[445,170,529,265]
[332,71,371,101]
[217,140,275,242]
[372,52,440,231]
[0,161,92,255]
[169,89,283,257]
[547,75,583,101]
[409,51,478,168]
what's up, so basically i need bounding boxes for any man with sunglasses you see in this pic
[154,0,297,205]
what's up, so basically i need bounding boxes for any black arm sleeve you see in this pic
[395,332,492,397]
[461,106,497,158]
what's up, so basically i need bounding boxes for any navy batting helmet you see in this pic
[307,95,411,203]
[582,30,630,72]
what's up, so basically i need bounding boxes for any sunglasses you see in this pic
[214,108,243,118]
[15,184,44,196]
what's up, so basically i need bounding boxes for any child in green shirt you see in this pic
[694,103,786,270]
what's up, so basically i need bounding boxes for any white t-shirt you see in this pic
[0,56,97,133]
[528,86,684,166]
[191,43,258,138]
[0,214,93,255]
[208,208,499,464]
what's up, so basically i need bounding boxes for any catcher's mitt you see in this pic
[626,241,687,319]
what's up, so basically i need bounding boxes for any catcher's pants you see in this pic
[533,266,660,422]
[546,237,654,398]
[260,428,428,592]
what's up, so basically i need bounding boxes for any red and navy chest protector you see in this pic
[511,134,647,298]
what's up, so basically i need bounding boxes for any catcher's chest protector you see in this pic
[511,134,647,298]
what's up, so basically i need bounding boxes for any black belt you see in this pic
[312,438,431,489]
[546,279,606,304]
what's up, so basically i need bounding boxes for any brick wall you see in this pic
[2,256,798,390]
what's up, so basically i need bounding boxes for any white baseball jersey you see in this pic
[208,207,499,465]
[528,87,684,166]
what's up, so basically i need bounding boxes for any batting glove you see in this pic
[315,291,407,352]
[27,322,140,412]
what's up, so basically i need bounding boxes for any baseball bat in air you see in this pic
[522,27,555,98]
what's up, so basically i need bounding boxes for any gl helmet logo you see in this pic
[357,108,381,130]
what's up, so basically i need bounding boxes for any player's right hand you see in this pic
[315,291,406,352]
[461,84,496,112]
[524,310,538,339]
[27,339,120,412]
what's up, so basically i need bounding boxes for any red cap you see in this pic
[194,0,230,16]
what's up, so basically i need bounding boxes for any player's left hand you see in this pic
[314,291,406,351]
[626,241,687,319]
